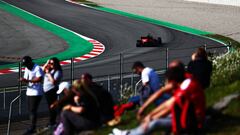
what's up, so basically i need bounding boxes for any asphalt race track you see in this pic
[0,0,227,88]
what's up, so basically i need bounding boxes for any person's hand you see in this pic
[137,107,144,121]
[143,115,151,123]
[142,115,152,132]
[19,77,28,83]
[45,60,50,66]
[45,68,50,73]
[63,105,72,111]
[50,101,58,109]
[74,96,80,104]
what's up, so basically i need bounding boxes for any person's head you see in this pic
[80,73,93,86]
[48,57,62,71]
[72,79,82,96]
[72,79,92,97]
[57,82,71,95]
[165,60,185,83]
[195,47,207,60]
[132,61,145,75]
[191,52,197,61]
[22,56,34,70]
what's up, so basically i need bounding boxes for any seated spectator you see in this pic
[111,61,170,125]
[50,82,75,110]
[60,80,101,135]
[187,47,212,89]
[79,73,115,124]
[111,60,206,135]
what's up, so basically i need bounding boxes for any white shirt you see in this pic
[24,64,44,96]
[141,67,154,84]
[43,70,62,92]
[141,67,160,92]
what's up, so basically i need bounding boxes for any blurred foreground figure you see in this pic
[79,73,114,124]
[60,80,101,135]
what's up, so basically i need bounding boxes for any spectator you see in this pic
[112,62,170,121]
[61,80,101,135]
[42,57,63,127]
[56,82,71,96]
[111,60,206,135]
[188,48,213,89]
[50,82,75,110]
[79,73,114,124]
[20,56,44,134]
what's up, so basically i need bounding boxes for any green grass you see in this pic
[206,81,240,107]
[207,100,240,135]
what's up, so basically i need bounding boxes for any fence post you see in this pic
[3,88,6,110]
[135,80,142,96]
[107,75,111,92]
[228,41,232,52]
[18,62,22,115]
[120,53,123,99]
[71,58,74,84]
[204,44,207,51]
[131,72,134,93]
[7,95,21,135]
[166,48,169,70]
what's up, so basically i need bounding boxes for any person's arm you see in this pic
[46,73,55,83]
[63,104,85,114]
[26,66,44,83]
[45,70,62,85]
[20,76,42,83]
[137,82,174,120]
[146,97,175,120]
[29,77,42,83]
[140,98,174,132]
[30,67,43,83]
[50,92,73,109]
[42,60,50,72]
[20,69,29,83]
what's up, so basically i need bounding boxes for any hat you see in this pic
[22,56,32,66]
[57,82,70,94]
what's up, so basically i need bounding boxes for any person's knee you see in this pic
[61,110,71,120]
[61,110,68,117]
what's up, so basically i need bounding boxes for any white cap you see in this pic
[57,82,70,94]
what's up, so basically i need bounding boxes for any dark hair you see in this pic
[165,60,185,83]
[132,61,145,69]
[50,57,62,71]
[82,73,93,81]
[195,47,207,60]
[22,56,32,66]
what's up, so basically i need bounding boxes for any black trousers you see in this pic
[45,88,58,125]
[61,110,99,135]
[27,95,42,130]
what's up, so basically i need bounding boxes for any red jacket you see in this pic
[171,77,205,134]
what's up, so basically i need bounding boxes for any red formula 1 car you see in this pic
[136,34,162,47]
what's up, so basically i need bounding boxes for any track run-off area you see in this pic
[0,0,228,88]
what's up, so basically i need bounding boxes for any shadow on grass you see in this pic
[206,113,240,134]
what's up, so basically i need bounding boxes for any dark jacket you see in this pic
[90,83,115,123]
[187,59,212,89]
